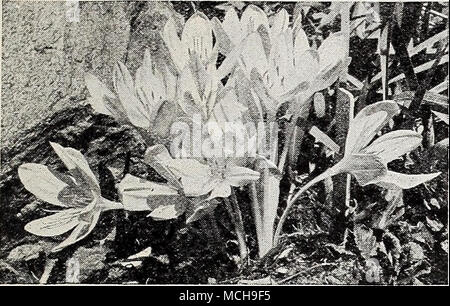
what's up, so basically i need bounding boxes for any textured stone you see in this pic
[1,1,130,147]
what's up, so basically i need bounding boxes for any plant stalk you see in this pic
[273,168,336,246]
[224,191,248,262]
[249,182,264,256]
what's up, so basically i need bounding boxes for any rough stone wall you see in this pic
[1,1,131,147]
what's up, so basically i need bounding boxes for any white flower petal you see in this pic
[240,33,268,77]
[135,50,165,113]
[148,202,185,221]
[49,142,100,194]
[51,209,101,252]
[225,166,260,186]
[84,73,116,116]
[208,182,232,200]
[318,32,347,72]
[163,17,186,71]
[18,163,69,207]
[117,174,179,211]
[270,8,289,38]
[114,62,151,128]
[372,171,441,189]
[362,130,422,164]
[222,8,242,46]
[345,101,400,154]
[25,209,81,237]
[241,4,270,36]
[294,28,310,57]
[181,12,213,65]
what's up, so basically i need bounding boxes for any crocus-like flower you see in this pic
[116,145,259,221]
[211,5,288,55]
[284,101,441,191]
[331,101,441,188]
[145,145,260,200]
[163,11,216,73]
[274,101,441,244]
[214,6,350,115]
[85,50,177,136]
[162,11,247,126]
[18,142,123,252]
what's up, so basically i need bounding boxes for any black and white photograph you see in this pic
[0,0,448,288]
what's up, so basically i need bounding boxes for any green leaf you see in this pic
[394,90,448,113]
[432,110,449,125]
[373,54,449,84]
[430,78,448,94]
[408,29,448,57]
[309,126,340,153]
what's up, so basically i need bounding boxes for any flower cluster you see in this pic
[18,5,441,258]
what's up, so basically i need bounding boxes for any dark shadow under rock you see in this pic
[0,105,236,284]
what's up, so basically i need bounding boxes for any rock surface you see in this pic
[1,1,130,147]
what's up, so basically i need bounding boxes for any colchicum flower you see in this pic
[145,145,260,200]
[284,101,442,192]
[85,50,177,137]
[116,144,259,221]
[330,101,441,189]
[163,11,249,146]
[213,5,350,115]
[18,142,123,252]
[163,11,216,73]
[274,101,441,244]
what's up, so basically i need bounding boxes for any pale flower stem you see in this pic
[249,182,263,255]
[39,259,58,284]
[230,189,248,262]
[100,198,123,211]
[273,168,336,246]
[277,119,297,173]
[224,190,248,262]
